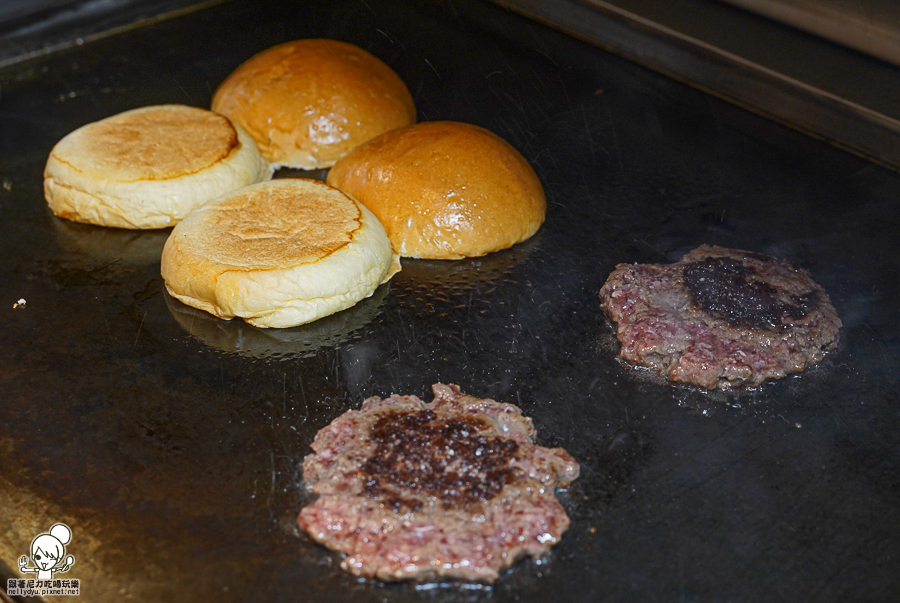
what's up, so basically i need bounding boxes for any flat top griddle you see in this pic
[1,0,899,601]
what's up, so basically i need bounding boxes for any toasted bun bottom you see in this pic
[161,179,399,328]
[326,121,545,259]
[44,105,273,229]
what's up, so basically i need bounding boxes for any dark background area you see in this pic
[0,0,83,24]
[1,0,899,601]
[0,0,215,68]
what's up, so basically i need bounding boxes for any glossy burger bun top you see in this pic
[43,104,273,229]
[326,121,546,260]
[161,178,400,329]
[211,39,416,170]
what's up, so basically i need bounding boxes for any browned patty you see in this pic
[298,383,579,583]
[599,245,841,389]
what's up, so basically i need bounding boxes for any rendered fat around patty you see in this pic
[161,178,399,328]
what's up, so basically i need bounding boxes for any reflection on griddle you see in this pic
[390,234,539,299]
[51,217,170,266]
[164,285,388,360]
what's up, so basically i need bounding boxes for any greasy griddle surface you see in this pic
[1,0,899,601]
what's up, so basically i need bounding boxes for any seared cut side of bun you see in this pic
[212,39,416,170]
[161,179,400,329]
[327,121,546,259]
[44,104,272,229]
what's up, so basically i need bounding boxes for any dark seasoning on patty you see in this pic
[599,245,841,390]
[298,383,580,583]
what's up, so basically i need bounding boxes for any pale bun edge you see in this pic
[44,122,273,229]
[161,186,399,328]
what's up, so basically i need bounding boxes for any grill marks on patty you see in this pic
[683,256,821,331]
[298,383,579,582]
[599,245,841,389]
[362,410,521,510]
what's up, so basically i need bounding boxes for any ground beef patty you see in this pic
[599,245,841,390]
[298,383,579,583]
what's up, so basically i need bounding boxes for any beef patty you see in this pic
[298,383,579,583]
[599,245,841,389]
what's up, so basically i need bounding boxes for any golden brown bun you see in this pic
[211,39,416,170]
[44,105,273,229]
[161,179,400,328]
[326,121,546,259]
